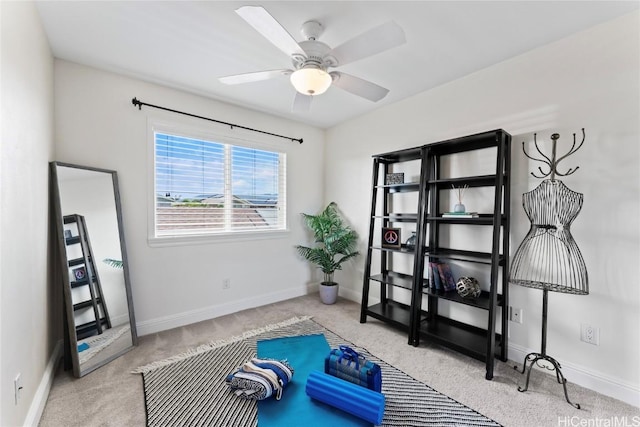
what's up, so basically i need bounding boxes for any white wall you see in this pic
[325,11,640,406]
[0,2,57,426]
[54,60,325,335]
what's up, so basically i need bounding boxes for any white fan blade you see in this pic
[331,72,389,102]
[330,21,406,67]
[292,92,312,112]
[219,69,291,85]
[235,6,306,57]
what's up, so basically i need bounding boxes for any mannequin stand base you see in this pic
[514,352,581,409]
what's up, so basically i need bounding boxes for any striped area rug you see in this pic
[133,317,500,427]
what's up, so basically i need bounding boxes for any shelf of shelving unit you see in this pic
[423,248,505,265]
[371,245,421,254]
[429,175,501,188]
[421,287,504,310]
[373,213,419,222]
[361,129,511,380]
[65,236,81,245]
[428,215,497,225]
[376,182,421,193]
[418,316,504,361]
[369,271,414,291]
[364,301,413,331]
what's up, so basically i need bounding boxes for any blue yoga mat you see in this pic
[257,334,370,427]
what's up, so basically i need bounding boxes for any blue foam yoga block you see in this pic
[305,370,385,425]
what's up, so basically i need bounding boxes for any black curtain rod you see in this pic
[131,97,303,144]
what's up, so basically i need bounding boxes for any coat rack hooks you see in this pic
[522,128,585,180]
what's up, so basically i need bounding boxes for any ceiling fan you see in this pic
[219,6,406,112]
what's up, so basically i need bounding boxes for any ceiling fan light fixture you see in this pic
[290,66,332,96]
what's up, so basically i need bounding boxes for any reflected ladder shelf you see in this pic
[64,214,111,340]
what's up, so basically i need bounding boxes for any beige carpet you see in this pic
[40,294,639,426]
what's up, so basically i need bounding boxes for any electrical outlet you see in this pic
[581,324,600,345]
[222,278,231,290]
[509,306,523,324]
[14,373,22,404]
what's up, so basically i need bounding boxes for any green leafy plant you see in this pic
[102,258,123,269]
[295,202,359,285]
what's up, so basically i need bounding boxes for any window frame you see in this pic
[147,119,289,247]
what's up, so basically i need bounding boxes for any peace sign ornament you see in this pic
[382,227,402,249]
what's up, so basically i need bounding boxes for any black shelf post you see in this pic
[360,158,381,323]
[408,146,430,345]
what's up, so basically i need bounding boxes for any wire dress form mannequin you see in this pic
[510,129,588,409]
[510,179,588,294]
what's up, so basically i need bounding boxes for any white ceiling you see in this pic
[36,1,638,129]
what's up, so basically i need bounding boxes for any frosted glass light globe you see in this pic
[290,67,332,96]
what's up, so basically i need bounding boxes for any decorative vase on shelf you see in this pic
[453,203,466,213]
[405,232,417,249]
[452,184,468,213]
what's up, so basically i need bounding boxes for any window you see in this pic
[153,132,286,239]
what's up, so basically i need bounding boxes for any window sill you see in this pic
[147,229,290,248]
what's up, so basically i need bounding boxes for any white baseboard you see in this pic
[509,342,639,408]
[136,284,315,336]
[110,313,130,327]
[25,340,62,427]
[339,285,364,304]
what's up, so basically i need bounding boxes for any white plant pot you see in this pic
[319,282,338,305]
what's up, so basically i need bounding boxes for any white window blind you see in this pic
[154,132,286,237]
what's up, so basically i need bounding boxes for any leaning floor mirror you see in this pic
[50,161,137,377]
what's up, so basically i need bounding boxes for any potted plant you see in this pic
[296,202,359,304]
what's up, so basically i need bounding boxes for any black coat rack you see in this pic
[510,129,588,409]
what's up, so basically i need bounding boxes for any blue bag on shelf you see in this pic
[324,345,382,392]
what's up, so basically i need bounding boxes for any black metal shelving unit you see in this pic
[360,129,511,380]
[360,146,428,343]
[64,214,111,340]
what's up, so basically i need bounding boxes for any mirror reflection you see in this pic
[51,162,137,377]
